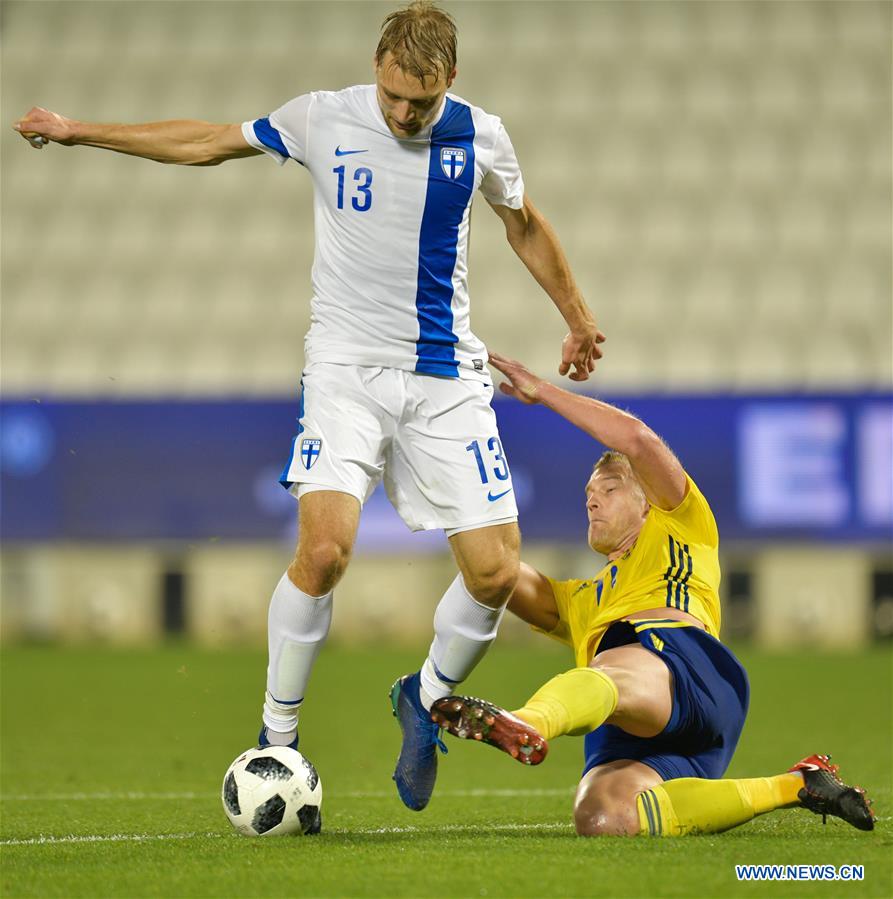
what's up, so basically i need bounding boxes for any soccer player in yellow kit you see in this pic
[432,352,875,837]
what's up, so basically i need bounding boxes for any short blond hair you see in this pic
[376,1,457,83]
[593,451,647,503]
[594,450,630,472]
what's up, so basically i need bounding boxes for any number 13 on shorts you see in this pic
[466,438,512,500]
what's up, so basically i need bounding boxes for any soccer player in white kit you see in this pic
[14,2,604,815]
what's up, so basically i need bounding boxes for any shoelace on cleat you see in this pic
[412,703,448,755]
[391,681,449,754]
[428,721,448,754]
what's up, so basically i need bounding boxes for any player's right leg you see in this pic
[260,489,360,749]
[260,362,391,750]
[432,647,665,763]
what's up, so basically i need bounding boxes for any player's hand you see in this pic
[559,323,606,382]
[13,107,77,148]
[488,351,544,405]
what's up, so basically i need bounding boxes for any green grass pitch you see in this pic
[1,643,890,897]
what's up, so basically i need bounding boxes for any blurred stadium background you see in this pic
[1,0,891,652]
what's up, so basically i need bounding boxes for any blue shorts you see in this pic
[582,620,750,782]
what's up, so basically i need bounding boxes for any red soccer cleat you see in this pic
[431,695,548,765]
[789,754,875,831]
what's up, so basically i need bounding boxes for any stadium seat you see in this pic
[3,0,889,396]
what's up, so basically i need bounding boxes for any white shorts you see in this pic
[279,362,519,534]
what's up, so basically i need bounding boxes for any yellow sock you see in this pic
[511,667,618,740]
[637,773,804,836]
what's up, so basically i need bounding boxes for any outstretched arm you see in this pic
[488,195,605,382]
[489,351,687,510]
[508,563,560,631]
[13,106,260,166]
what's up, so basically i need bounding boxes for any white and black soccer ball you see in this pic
[222,745,322,836]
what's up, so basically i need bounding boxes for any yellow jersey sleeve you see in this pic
[649,475,719,548]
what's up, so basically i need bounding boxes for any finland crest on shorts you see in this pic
[441,148,466,179]
[300,438,322,470]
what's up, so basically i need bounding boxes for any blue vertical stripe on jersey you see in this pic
[664,536,677,607]
[414,99,476,377]
[253,117,291,160]
[664,537,695,611]
[682,544,693,612]
[279,379,305,489]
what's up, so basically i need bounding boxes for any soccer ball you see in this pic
[222,745,322,836]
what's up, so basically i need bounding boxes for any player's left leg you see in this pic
[636,755,874,836]
[421,522,521,706]
[387,374,520,810]
[574,758,875,837]
[390,523,519,810]
[573,759,663,836]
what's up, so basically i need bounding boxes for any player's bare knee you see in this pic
[573,796,619,837]
[573,794,638,837]
[465,559,519,607]
[289,539,352,595]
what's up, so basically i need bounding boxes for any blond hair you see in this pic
[594,450,631,472]
[376,2,457,83]
[593,451,647,503]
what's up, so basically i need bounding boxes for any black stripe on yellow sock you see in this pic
[647,790,663,835]
[640,790,657,835]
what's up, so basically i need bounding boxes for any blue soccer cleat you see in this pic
[390,672,447,811]
[257,725,299,751]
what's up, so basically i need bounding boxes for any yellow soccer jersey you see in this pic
[541,475,722,667]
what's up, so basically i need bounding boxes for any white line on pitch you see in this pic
[1,822,572,847]
[0,787,574,802]
[1,832,224,847]
[352,822,571,835]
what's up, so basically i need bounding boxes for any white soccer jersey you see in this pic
[242,84,524,380]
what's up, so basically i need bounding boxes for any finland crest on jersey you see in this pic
[242,85,525,381]
[441,147,466,179]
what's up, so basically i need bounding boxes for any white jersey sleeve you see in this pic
[242,94,314,166]
[479,123,524,209]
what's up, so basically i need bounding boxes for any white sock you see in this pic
[262,572,333,741]
[418,574,506,710]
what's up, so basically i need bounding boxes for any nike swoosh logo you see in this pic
[335,146,368,156]
[487,488,513,502]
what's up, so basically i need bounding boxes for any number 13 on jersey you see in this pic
[466,438,509,484]
[333,165,373,212]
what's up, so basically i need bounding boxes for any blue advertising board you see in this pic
[1,394,890,546]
